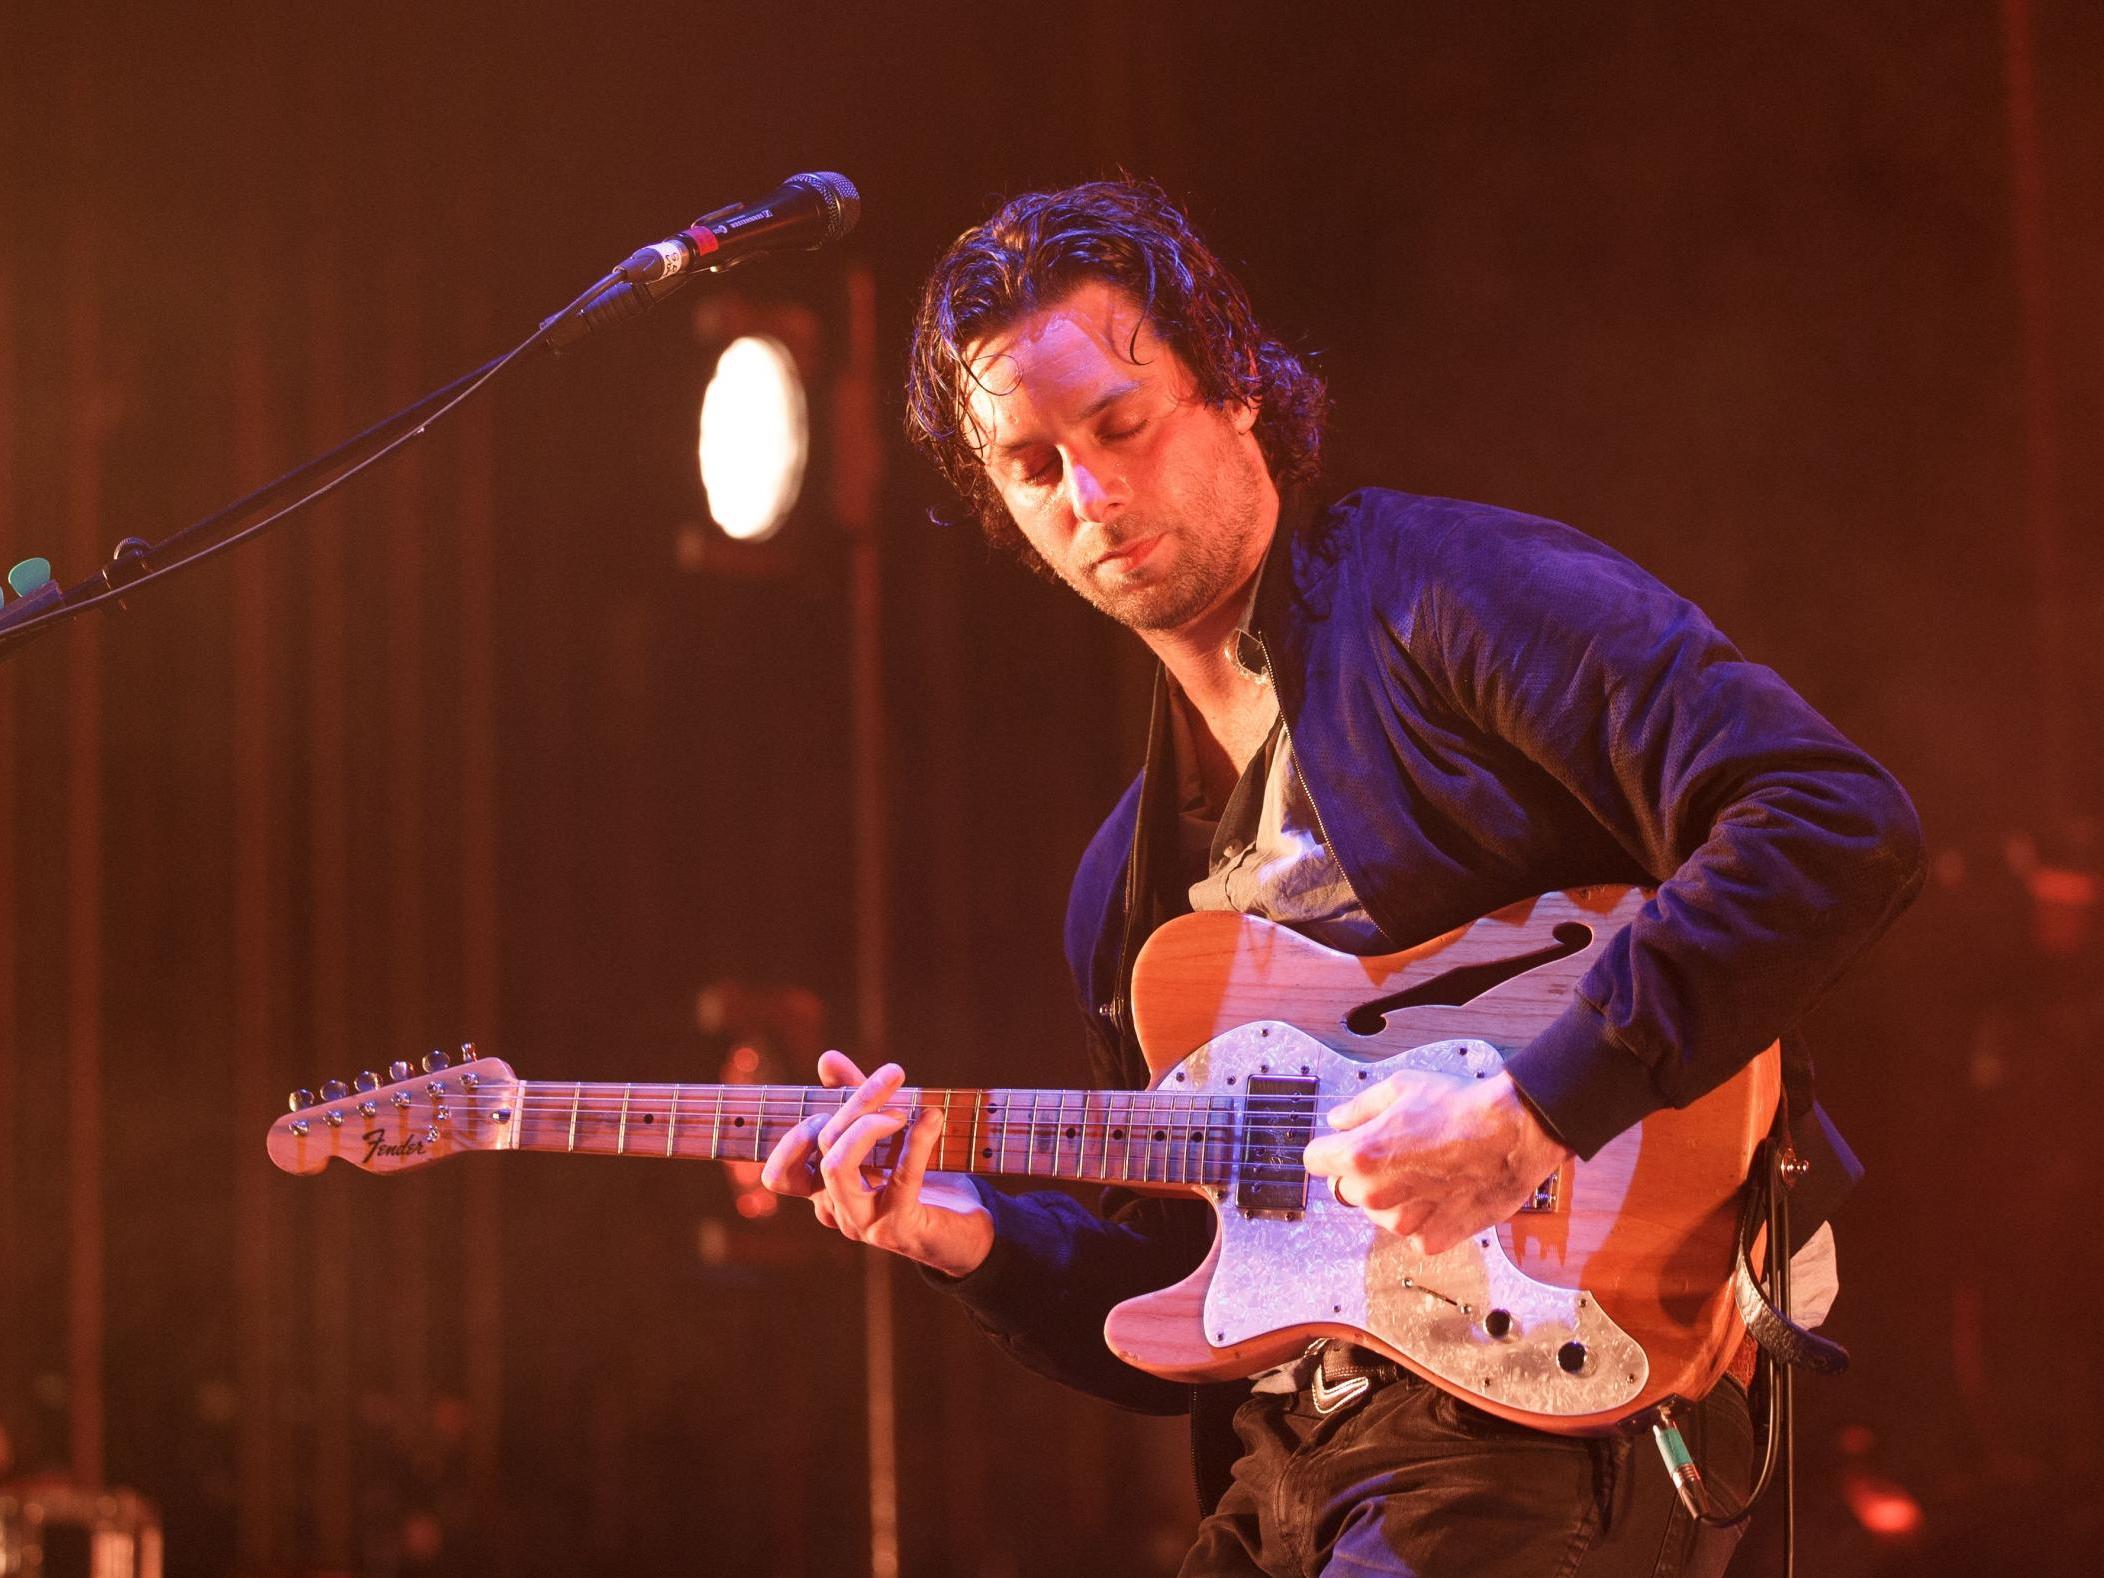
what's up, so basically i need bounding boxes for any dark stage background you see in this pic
[1,3,2099,1574]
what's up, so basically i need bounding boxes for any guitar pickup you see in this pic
[1236,1075,1318,1217]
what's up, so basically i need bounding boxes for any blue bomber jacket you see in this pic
[930,489,1926,1502]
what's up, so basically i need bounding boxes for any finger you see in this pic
[812,1194,839,1231]
[759,1115,825,1197]
[892,1107,944,1194]
[818,1063,904,1152]
[1365,1199,1435,1244]
[1324,1075,1408,1131]
[817,1049,870,1088]
[1301,1129,1356,1178]
[820,1109,911,1202]
[1413,1204,1497,1258]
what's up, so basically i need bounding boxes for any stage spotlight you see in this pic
[698,334,808,542]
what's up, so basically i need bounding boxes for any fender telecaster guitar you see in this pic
[265,886,1777,1435]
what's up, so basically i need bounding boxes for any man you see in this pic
[761,180,1923,1576]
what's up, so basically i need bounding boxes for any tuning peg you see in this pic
[458,1042,478,1062]
[388,1059,413,1082]
[321,1079,350,1102]
[287,1088,316,1113]
[354,1070,381,1093]
[422,1049,450,1074]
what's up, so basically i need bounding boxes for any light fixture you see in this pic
[697,334,808,542]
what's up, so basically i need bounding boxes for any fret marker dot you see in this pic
[981,1148,992,1159]
[1063,1127,1077,1139]
[1153,1130,1167,1142]
[1111,1129,1125,1141]
[641,1114,654,1124]
[733,1117,747,1127]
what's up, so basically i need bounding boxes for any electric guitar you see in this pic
[265,886,1777,1435]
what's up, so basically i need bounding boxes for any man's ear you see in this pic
[1231,349,1263,434]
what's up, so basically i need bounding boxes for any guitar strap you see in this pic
[1731,1117,1850,1374]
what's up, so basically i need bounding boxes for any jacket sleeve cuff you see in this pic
[1502,998,1667,1160]
[915,1176,1060,1329]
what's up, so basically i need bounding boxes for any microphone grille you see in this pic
[789,171,861,244]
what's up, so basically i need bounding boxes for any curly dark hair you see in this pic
[905,180,1329,553]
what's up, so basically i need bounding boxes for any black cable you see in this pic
[0,268,621,654]
[1665,1135,1797,1576]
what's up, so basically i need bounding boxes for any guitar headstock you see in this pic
[266,1044,520,1177]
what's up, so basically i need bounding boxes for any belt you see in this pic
[1304,1340,1409,1415]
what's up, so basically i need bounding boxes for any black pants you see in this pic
[1181,1375,1754,1578]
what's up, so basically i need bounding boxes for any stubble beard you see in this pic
[1062,440,1266,634]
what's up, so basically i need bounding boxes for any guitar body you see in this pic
[1102,886,1778,1435]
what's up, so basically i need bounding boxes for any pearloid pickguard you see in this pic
[1173,1022,1647,1418]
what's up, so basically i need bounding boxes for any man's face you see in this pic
[963,280,1276,634]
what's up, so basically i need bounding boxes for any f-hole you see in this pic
[1343,922,1593,1037]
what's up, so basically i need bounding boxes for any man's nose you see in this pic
[1066,454,1126,524]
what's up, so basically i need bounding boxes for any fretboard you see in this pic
[506,1081,1260,1191]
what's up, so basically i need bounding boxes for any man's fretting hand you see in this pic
[1301,1068,1572,1254]
[758,1050,995,1278]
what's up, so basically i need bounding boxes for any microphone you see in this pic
[542,172,861,352]
[620,171,861,284]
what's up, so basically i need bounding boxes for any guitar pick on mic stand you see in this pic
[0,171,861,663]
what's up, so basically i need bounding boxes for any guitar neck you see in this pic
[509,1080,1243,1191]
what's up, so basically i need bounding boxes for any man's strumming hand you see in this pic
[758,1051,995,1278]
[1301,1068,1572,1254]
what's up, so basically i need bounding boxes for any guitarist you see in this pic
[761,180,1923,1577]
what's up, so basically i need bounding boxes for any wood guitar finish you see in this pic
[265,886,1776,1435]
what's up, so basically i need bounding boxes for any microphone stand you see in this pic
[0,259,693,661]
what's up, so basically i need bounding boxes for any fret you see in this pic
[710,1086,727,1162]
[567,1082,584,1153]
[616,1083,634,1154]
[941,1089,956,1173]
[1118,1092,1133,1184]
[1052,1088,1066,1180]
[969,1089,984,1176]
[665,1083,681,1158]
[796,1087,811,1165]
[1027,1089,1040,1173]
[753,1087,768,1161]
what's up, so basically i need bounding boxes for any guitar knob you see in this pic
[321,1079,350,1102]
[1557,1341,1589,1375]
[458,1042,478,1062]
[287,1088,316,1113]
[388,1060,414,1083]
[354,1070,381,1093]
[422,1049,450,1074]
